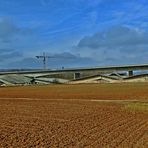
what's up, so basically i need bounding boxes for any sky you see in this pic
[0,0,148,69]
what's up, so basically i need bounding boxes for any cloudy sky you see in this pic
[0,0,148,69]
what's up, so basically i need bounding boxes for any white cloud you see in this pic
[75,25,148,65]
[77,26,148,49]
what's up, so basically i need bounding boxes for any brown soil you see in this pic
[0,83,148,100]
[0,83,148,147]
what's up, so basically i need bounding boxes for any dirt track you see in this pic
[0,84,148,147]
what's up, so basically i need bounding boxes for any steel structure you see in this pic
[36,52,52,69]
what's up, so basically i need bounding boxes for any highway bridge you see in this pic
[0,64,148,75]
[0,64,148,76]
[0,64,148,78]
[0,63,148,85]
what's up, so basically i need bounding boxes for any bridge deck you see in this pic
[0,64,148,75]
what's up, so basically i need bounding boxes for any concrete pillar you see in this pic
[74,72,81,80]
[128,70,133,76]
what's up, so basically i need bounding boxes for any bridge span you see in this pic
[0,64,148,86]
[0,64,148,79]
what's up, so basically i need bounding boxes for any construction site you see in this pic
[0,63,148,86]
[0,62,148,147]
[1,0,148,147]
[0,51,148,147]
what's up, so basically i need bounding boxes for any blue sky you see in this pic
[0,0,148,69]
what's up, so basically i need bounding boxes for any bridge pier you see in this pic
[74,72,81,80]
[128,70,133,76]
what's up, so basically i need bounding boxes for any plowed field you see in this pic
[0,83,148,147]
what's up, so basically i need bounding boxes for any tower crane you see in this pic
[36,52,73,69]
[36,52,51,69]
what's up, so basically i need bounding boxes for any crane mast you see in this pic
[36,52,50,69]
